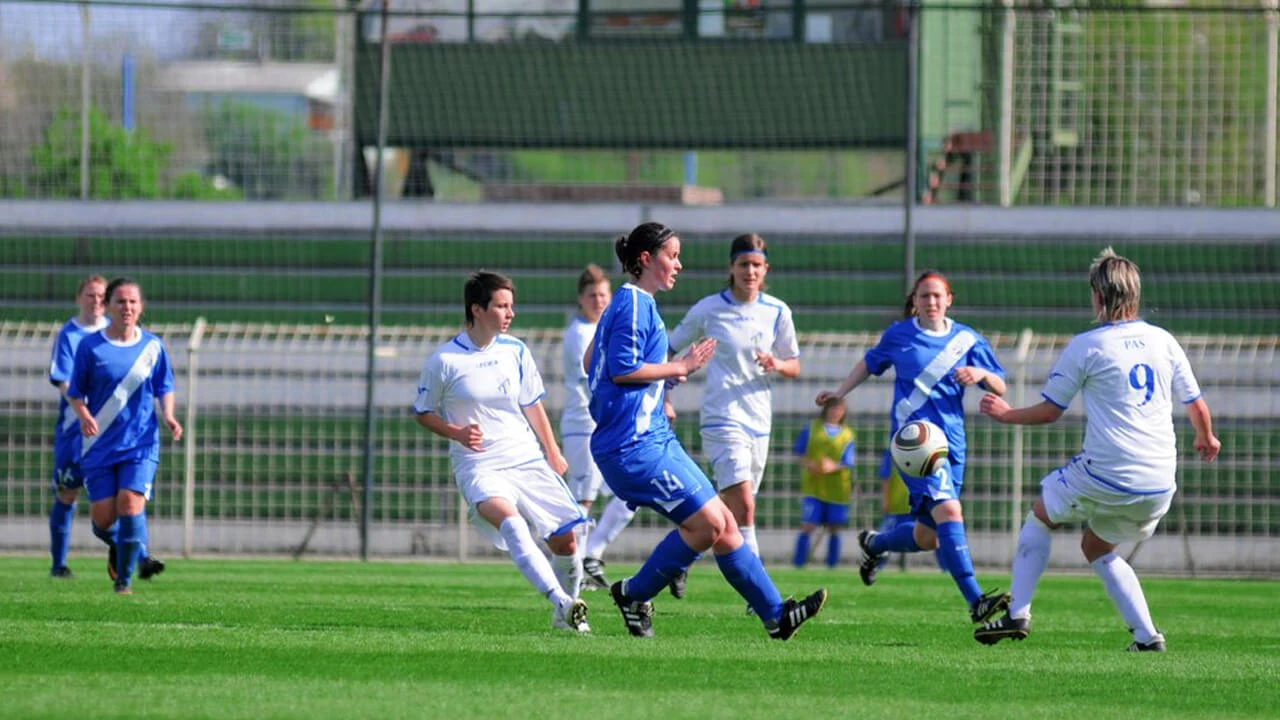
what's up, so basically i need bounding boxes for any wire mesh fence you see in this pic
[1,320,1276,574]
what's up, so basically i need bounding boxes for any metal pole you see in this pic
[1265,0,1278,208]
[998,0,1016,207]
[79,2,91,199]
[183,317,207,559]
[1010,328,1033,561]
[360,0,392,561]
[903,2,920,288]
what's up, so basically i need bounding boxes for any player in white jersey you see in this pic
[561,264,637,591]
[67,278,182,594]
[413,271,590,633]
[975,248,1220,651]
[664,233,800,599]
[46,275,108,578]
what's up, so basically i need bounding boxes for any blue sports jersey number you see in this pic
[1128,363,1155,406]
[649,469,685,499]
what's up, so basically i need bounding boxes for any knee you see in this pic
[914,525,939,550]
[56,488,79,505]
[547,531,577,556]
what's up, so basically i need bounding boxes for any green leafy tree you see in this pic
[29,107,169,199]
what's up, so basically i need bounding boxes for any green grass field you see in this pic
[2,557,1276,719]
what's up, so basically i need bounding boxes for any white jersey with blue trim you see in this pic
[413,331,548,473]
[1041,320,1202,493]
[668,289,799,436]
[588,283,675,456]
[560,315,597,438]
[49,316,109,457]
[66,328,175,469]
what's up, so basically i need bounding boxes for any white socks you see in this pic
[499,516,570,608]
[1009,512,1052,620]
[1092,551,1159,643]
[551,550,583,602]
[584,497,636,559]
[740,525,760,557]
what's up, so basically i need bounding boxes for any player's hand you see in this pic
[953,366,986,386]
[1194,432,1221,462]
[663,398,677,423]
[679,337,717,376]
[817,457,839,474]
[79,416,99,437]
[165,415,184,442]
[755,351,777,373]
[814,390,841,406]
[455,423,484,452]
[546,448,569,475]
[979,393,1011,421]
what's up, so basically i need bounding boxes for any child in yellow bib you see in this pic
[792,399,856,568]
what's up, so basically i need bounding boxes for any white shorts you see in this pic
[455,459,586,550]
[1039,459,1175,544]
[563,434,610,503]
[701,425,769,493]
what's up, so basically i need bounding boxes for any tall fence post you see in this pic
[79,1,91,200]
[998,0,1016,207]
[903,1,920,288]
[183,317,207,559]
[361,0,392,560]
[1265,0,1278,207]
[1009,328,1033,559]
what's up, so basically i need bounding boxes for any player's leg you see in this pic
[583,495,635,588]
[824,502,849,568]
[112,459,158,593]
[520,461,595,631]
[793,497,822,567]
[49,460,82,577]
[1085,490,1173,650]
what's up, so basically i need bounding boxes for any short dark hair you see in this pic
[614,222,677,279]
[105,277,142,304]
[464,271,514,326]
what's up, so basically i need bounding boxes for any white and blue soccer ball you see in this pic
[890,420,949,478]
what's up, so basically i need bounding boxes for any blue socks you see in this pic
[871,521,920,554]
[92,521,118,549]
[626,530,700,601]
[715,543,784,622]
[49,500,75,570]
[826,533,841,568]
[116,513,147,584]
[935,521,982,606]
[792,532,811,568]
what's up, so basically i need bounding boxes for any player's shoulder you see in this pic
[880,318,916,339]
[757,291,793,314]
[494,333,533,360]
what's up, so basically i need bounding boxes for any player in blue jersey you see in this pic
[816,270,1011,625]
[562,265,637,591]
[45,275,108,578]
[975,249,1220,651]
[587,221,827,639]
[414,271,590,633]
[67,278,182,594]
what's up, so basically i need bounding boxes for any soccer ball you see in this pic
[890,420,949,478]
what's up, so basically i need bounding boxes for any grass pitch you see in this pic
[1,557,1276,719]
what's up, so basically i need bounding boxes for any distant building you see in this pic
[155,61,338,131]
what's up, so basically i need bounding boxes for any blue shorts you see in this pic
[83,458,158,503]
[904,458,964,522]
[594,435,717,525]
[800,497,849,527]
[51,441,85,492]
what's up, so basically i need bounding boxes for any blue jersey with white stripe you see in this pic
[864,318,1004,470]
[66,329,175,469]
[48,316,109,463]
[588,284,675,458]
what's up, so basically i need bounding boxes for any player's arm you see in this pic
[68,397,98,437]
[1185,397,1221,462]
[159,391,183,442]
[979,395,1063,425]
[757,353,800,378]
[815,359,870,405]
[415,411,484,452]
[954,367,1006,396]
[613,337,716,385]
[522,401,568,474]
